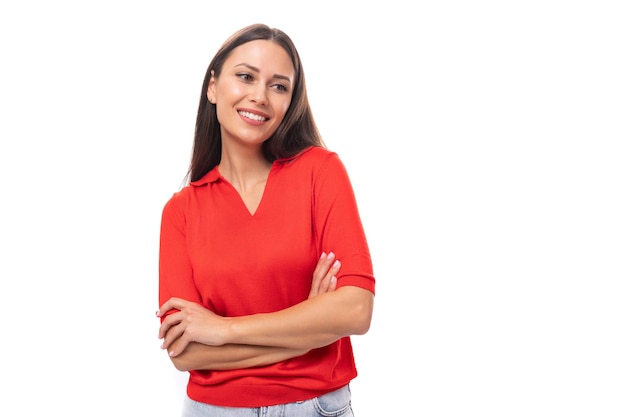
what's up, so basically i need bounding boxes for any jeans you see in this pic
[182,384,354,417]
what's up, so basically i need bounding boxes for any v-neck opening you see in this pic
[218,164,276,217]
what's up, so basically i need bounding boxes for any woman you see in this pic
[157,23,375,416]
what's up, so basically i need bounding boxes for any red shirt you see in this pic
[159,146,375,406]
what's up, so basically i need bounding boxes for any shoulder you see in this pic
[275,146,353,192]
[300,145,337,162]
[162,184,193,215]
[164,167,219,209]
[279,146,342,171]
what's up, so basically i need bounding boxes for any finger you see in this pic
[328,275,337,292]
[310,252,337,295]
[320,260,341,292]
[158,311,182,339]
[156,297,186,317]
[161,317,185,349]
[162,327,184,352]
[311,252,332,282]
[309,253,327,297]
[167,335,188,358]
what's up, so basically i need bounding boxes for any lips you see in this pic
[238,110,269,122]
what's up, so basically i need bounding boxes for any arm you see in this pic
[159,151,375,367]
[159,284,373,357]
[230,285,373,349]
[159,250,342,368]
[166,342,309,372]
[160,153,375,358]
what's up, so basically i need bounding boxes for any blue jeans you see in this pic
[182,384,354,417]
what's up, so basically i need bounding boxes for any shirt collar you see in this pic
[190,166,221,187]
[189,146,316,187]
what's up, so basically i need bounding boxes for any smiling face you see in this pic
[207,40,295,151]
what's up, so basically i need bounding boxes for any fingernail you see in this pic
[320,252,326,259]
[328,252,335,260]
[333,260,341,268]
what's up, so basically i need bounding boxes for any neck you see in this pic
[218,147,272,192]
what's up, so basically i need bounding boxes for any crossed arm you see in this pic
[157,252,374,372]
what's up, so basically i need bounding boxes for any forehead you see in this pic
[225,40,295,78]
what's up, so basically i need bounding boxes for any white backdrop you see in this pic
[1,1,625,416]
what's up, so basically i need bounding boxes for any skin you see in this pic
[158,40,374,372]
[209,39,293,212]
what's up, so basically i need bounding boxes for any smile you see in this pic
[238,111,268,122]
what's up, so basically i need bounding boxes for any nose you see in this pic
[248,84,268,105]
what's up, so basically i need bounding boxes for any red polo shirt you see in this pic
[159,146,375,406]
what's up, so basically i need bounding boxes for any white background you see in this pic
[1,1,625,416]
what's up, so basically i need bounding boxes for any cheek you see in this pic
[217,81,245,100]
[276,97,292,119]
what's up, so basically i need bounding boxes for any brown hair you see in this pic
[186,23,324,183]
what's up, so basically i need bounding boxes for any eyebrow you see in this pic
[234,63,292,83]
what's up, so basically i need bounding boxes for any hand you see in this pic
[308,251,341,298]
[157,297,231,357]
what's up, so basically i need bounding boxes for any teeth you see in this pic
[239,111,267,122]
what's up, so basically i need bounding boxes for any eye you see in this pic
[236,73,253,82]
[272,83,289,92]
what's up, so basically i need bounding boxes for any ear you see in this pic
[207,70,216,103]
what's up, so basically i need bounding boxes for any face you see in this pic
[208,40,295,149]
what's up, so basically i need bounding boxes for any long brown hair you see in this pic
[186,23,324,183]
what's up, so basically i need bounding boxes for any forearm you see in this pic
[227,286,374,350]
[158,263,374,357]
[168,341,309,372]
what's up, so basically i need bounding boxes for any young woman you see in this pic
[157,23,375,416]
